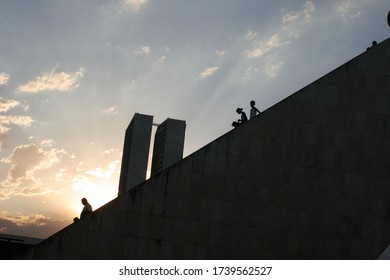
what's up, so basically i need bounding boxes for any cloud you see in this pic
[99,0,148,21]
[134,45,151,55]
[38,147,67,170]
[70,160,119,210]
[282,1,315,25]
[86,161,119,180]
[242,1,316,81]
[241,67,260,82]
[54,168,67,181]
[102,106,118,114]
[0,115,34,150]
[0,98,20,113]
[72,161,120,192]
[0,211,65,238]
[157,55,167,63]
[0,115,34,151]
[40,139,55,148]
[264,59,285,78]
[0,72,10,85]
[244,31,258,41]
[17,67,85,93]
[281,0,315,37]
[0,211,62,228]
[0,115,34,131]
[0,178,51,200]
[199,66,219,79]
[336,0,364,22]
[246,1,316,59]
[247,34,284,59]
[0,98,33,151]
[0,143,67,200]
[71,174,98,193]
[216,50,226,56]
[103,148,115,155]
[4,144,45,181]
[120,0,148,13]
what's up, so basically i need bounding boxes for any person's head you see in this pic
[372,41,377,46]
[81,198,88,205]
[236,108,243,114]
[250,100,255,107]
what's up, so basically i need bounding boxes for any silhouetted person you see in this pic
[80,198,92,219]
[232,108,247,128]
[73,217,80,223]
[367,40,377,50]
[232,120,240,128]
[237,108,248,123]
[250,100,261,119]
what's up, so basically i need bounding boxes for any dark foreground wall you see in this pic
[17,39,390,259]
[0,233,42,259]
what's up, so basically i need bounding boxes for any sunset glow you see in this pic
[0,0,388,238]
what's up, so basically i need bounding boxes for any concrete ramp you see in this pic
[16,39,390,260]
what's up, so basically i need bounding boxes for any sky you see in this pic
[0,0,389,239]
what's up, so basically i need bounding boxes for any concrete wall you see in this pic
[17,39,390,259]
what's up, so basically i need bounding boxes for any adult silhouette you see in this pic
[80,198,93,219]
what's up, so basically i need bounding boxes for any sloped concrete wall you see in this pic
[18,39,390,259]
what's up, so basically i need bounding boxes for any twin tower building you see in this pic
[118,113,186,196]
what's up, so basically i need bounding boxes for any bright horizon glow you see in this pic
[0,0,389,239]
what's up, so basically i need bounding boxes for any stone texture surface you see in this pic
[17,39,390,260]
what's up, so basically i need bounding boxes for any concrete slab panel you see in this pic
[116,188,142,213]
[159,241,173,259]
[135,238,150,259]
[204,152,217,175]
[98,234,113,257]
[226,133,240,156]
[85,232,101,258]
[139,214,162,239]
[165,193,178,217]
[197,222,210,245]
[215,153,228,176]
[152,191,166,216]
[125,212,140,237]
[209,223,233,247]
[141,189,155,214]
[110,235,125,259]
[173,219,187,243]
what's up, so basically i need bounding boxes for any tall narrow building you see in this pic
[118,113,153,195]
[151,118,186,176]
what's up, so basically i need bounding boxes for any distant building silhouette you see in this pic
[118,114,186,196]
[118,113,153,195]
[151,118,186,176]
